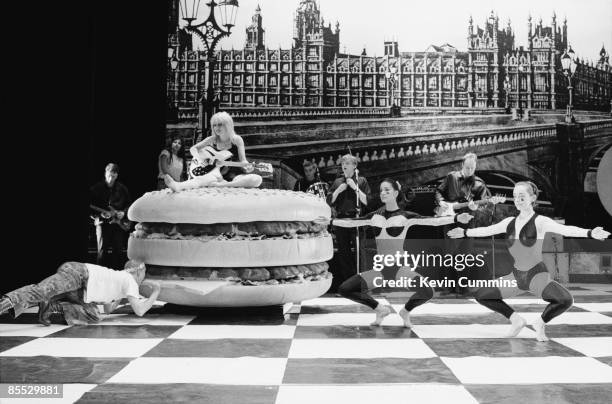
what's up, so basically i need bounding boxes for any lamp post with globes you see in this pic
[561,47,578,123]
[384,65,400,117]
[178,0,240,137]
[503,74,511,113]
[167,46,179,123]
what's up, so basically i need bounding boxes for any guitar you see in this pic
[434,195,507,217]
[90,205,132,232]
[189,146,273,179]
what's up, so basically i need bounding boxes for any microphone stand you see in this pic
[354,169,361,274]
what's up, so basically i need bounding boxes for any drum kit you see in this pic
[307,181,330,200]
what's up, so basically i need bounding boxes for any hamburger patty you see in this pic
[135,221,328,238]
[146,262,329,285]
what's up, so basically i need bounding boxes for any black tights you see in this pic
[475,281,573,323]
[338,274,434,311]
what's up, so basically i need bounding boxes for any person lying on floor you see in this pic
[0,260,161,326]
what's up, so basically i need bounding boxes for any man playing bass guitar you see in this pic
[90,163,131,269]
[435,153,495,295]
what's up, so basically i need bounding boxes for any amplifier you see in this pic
[404,185,442,239]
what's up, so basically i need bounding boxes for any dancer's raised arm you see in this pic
[538,216,610,240]
[405,212,472,228]
[448,217,513,238]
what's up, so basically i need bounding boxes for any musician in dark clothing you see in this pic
[326,154,371,290]
[90,163,131,269]
[435,153,491,295]
[294,160,319,192]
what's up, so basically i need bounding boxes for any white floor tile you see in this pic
[441,356,612,384]
[517,312,612,325]
[275,384,479,404]
[553,337,612,357]
[393,303,493,315]
[168,325,296,339]
[0,338,162,358]
[0,384,97,404]
[288,338,436,359]
[297,313,404,327]
[573,303,612,312]
[106,357,287,384]
[0,324,70,337]
[301,297,388,306]
[412,325,536,339]
[98,313,196,326]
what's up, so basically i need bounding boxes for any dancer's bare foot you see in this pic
[398,307,412,328]
[504,312,527,337]
[533,316,549,342]
[164,174,179,192]
[370,305,392,326]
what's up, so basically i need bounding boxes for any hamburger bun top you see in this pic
[128,187,331,224]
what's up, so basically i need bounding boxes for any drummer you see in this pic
[294,160,324,193]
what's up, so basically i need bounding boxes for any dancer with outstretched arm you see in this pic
[448,181,610,341]
[331,178,473,327]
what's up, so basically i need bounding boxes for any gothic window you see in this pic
[364,77,373,88]
[308,63,319,71]
[245,94,253,103]
[221,94,229,102]
[535,75,547,92]
[245,75,253,86]
[378,98,387,107]
[235,63,243,70]
[281,75,289,86]
[443,76,452,90]
[270,63,277,71]
[188,62,196,70]
[378,77,386,89]
[282,63,290,72]
[294,76,302,87]
[223,63,231,70]
[246,63,253,71]
[351,98,359,106]
[338,76,346,88]
[233,95,241,103]
[428,77,438,90]
[295,64,302,72]
[188,74,195,84]
[364,98,373,106]
[258,63,265,70]
[402,77,411,90]
[223,75,230,85]
[280,95,290,105]
[256,95,265,105]
[268,95,278,104]
[403,64,411,73]
[415,77,423,90]
[233,75,241,85]
[269,76,277,86]
[308,75,319,87]
[476,75,486,93]
[338,98,347,107]
[308,47,318,57]
[326,76,334,87]
[351,76,359,88]
[257,75,265,86]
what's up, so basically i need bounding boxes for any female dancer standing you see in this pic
[448,181,610,341]
[332,178,473,327]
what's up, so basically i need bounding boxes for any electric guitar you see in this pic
[188,146,273,179]
[90,205,131,232]
[434,195,507,217]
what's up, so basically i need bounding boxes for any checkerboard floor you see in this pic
[1,284,612,404]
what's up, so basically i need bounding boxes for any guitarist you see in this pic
[435,153,491,296]
[90,163,131,269]
[164,112,262,191]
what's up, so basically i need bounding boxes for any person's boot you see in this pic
[38,302,63,326]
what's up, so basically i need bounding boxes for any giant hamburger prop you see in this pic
[127,187,333,306]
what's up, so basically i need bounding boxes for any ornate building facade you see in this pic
[167,1,611,117]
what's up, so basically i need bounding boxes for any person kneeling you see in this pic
[0,260,161,326]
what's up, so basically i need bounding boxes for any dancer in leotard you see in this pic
[448,181,610,341]
[332,179,473,327]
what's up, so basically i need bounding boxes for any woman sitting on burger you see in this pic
[164,112,262,192]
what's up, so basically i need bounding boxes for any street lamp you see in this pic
[561,47,578,123]
[384,65,400,116]
[179,0,240,136]
[503,75,511,113]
